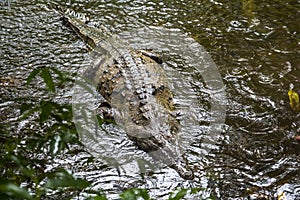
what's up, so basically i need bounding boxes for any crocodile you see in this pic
[49,4,194,180]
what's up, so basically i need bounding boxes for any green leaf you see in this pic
[169,189,188,200]
[40,101,54,123]
[27,68,42,84]
[19,103,40,120]
[48,103,73,122]
[92,195,108,200]
[120,190,137,200]
[190,187,205,194]
[45,169,90,189]
[139,189,150,200]
[41,68,55,92]
[120,189,150,200]
[5,155,34,177]
[20,107,40,120]
[0,183,33,200]
[49,67,65,81]
[20,103,35,114]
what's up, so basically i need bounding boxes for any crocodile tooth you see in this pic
[124,79,130,85]
[138,93,147,100]
[139,100,147,105]
[133,118,139,124]
[122,90,129,98]
[136,88,142,94]
[142,113,150,120]
[66,8,71,15]
[125,84,132,90]
[139,104,150,113]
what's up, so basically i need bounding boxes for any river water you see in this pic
[1,0,299,199]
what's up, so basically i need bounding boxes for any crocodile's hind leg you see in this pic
[138,50,163,64]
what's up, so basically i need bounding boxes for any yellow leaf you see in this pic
[288,89,300,112]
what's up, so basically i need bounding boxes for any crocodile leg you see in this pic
[138,50,163,64]
[96,102,114,120]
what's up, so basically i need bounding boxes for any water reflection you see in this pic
[1,0,300,199]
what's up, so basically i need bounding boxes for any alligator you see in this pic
[49,4,194,180]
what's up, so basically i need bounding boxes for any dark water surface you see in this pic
[1,0,300,199]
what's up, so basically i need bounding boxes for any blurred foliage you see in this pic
[27,66,73,93]
[120,188,150,200]
[0,66,211,199]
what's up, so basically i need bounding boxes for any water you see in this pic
[1,0,300,199]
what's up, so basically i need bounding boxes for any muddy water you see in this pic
[1,0,299,199]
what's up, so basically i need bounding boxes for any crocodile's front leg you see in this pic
[96,102,114,120]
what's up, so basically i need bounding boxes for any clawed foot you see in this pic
[96,102,114,121]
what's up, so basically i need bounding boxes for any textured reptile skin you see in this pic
[50,4,194,179]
